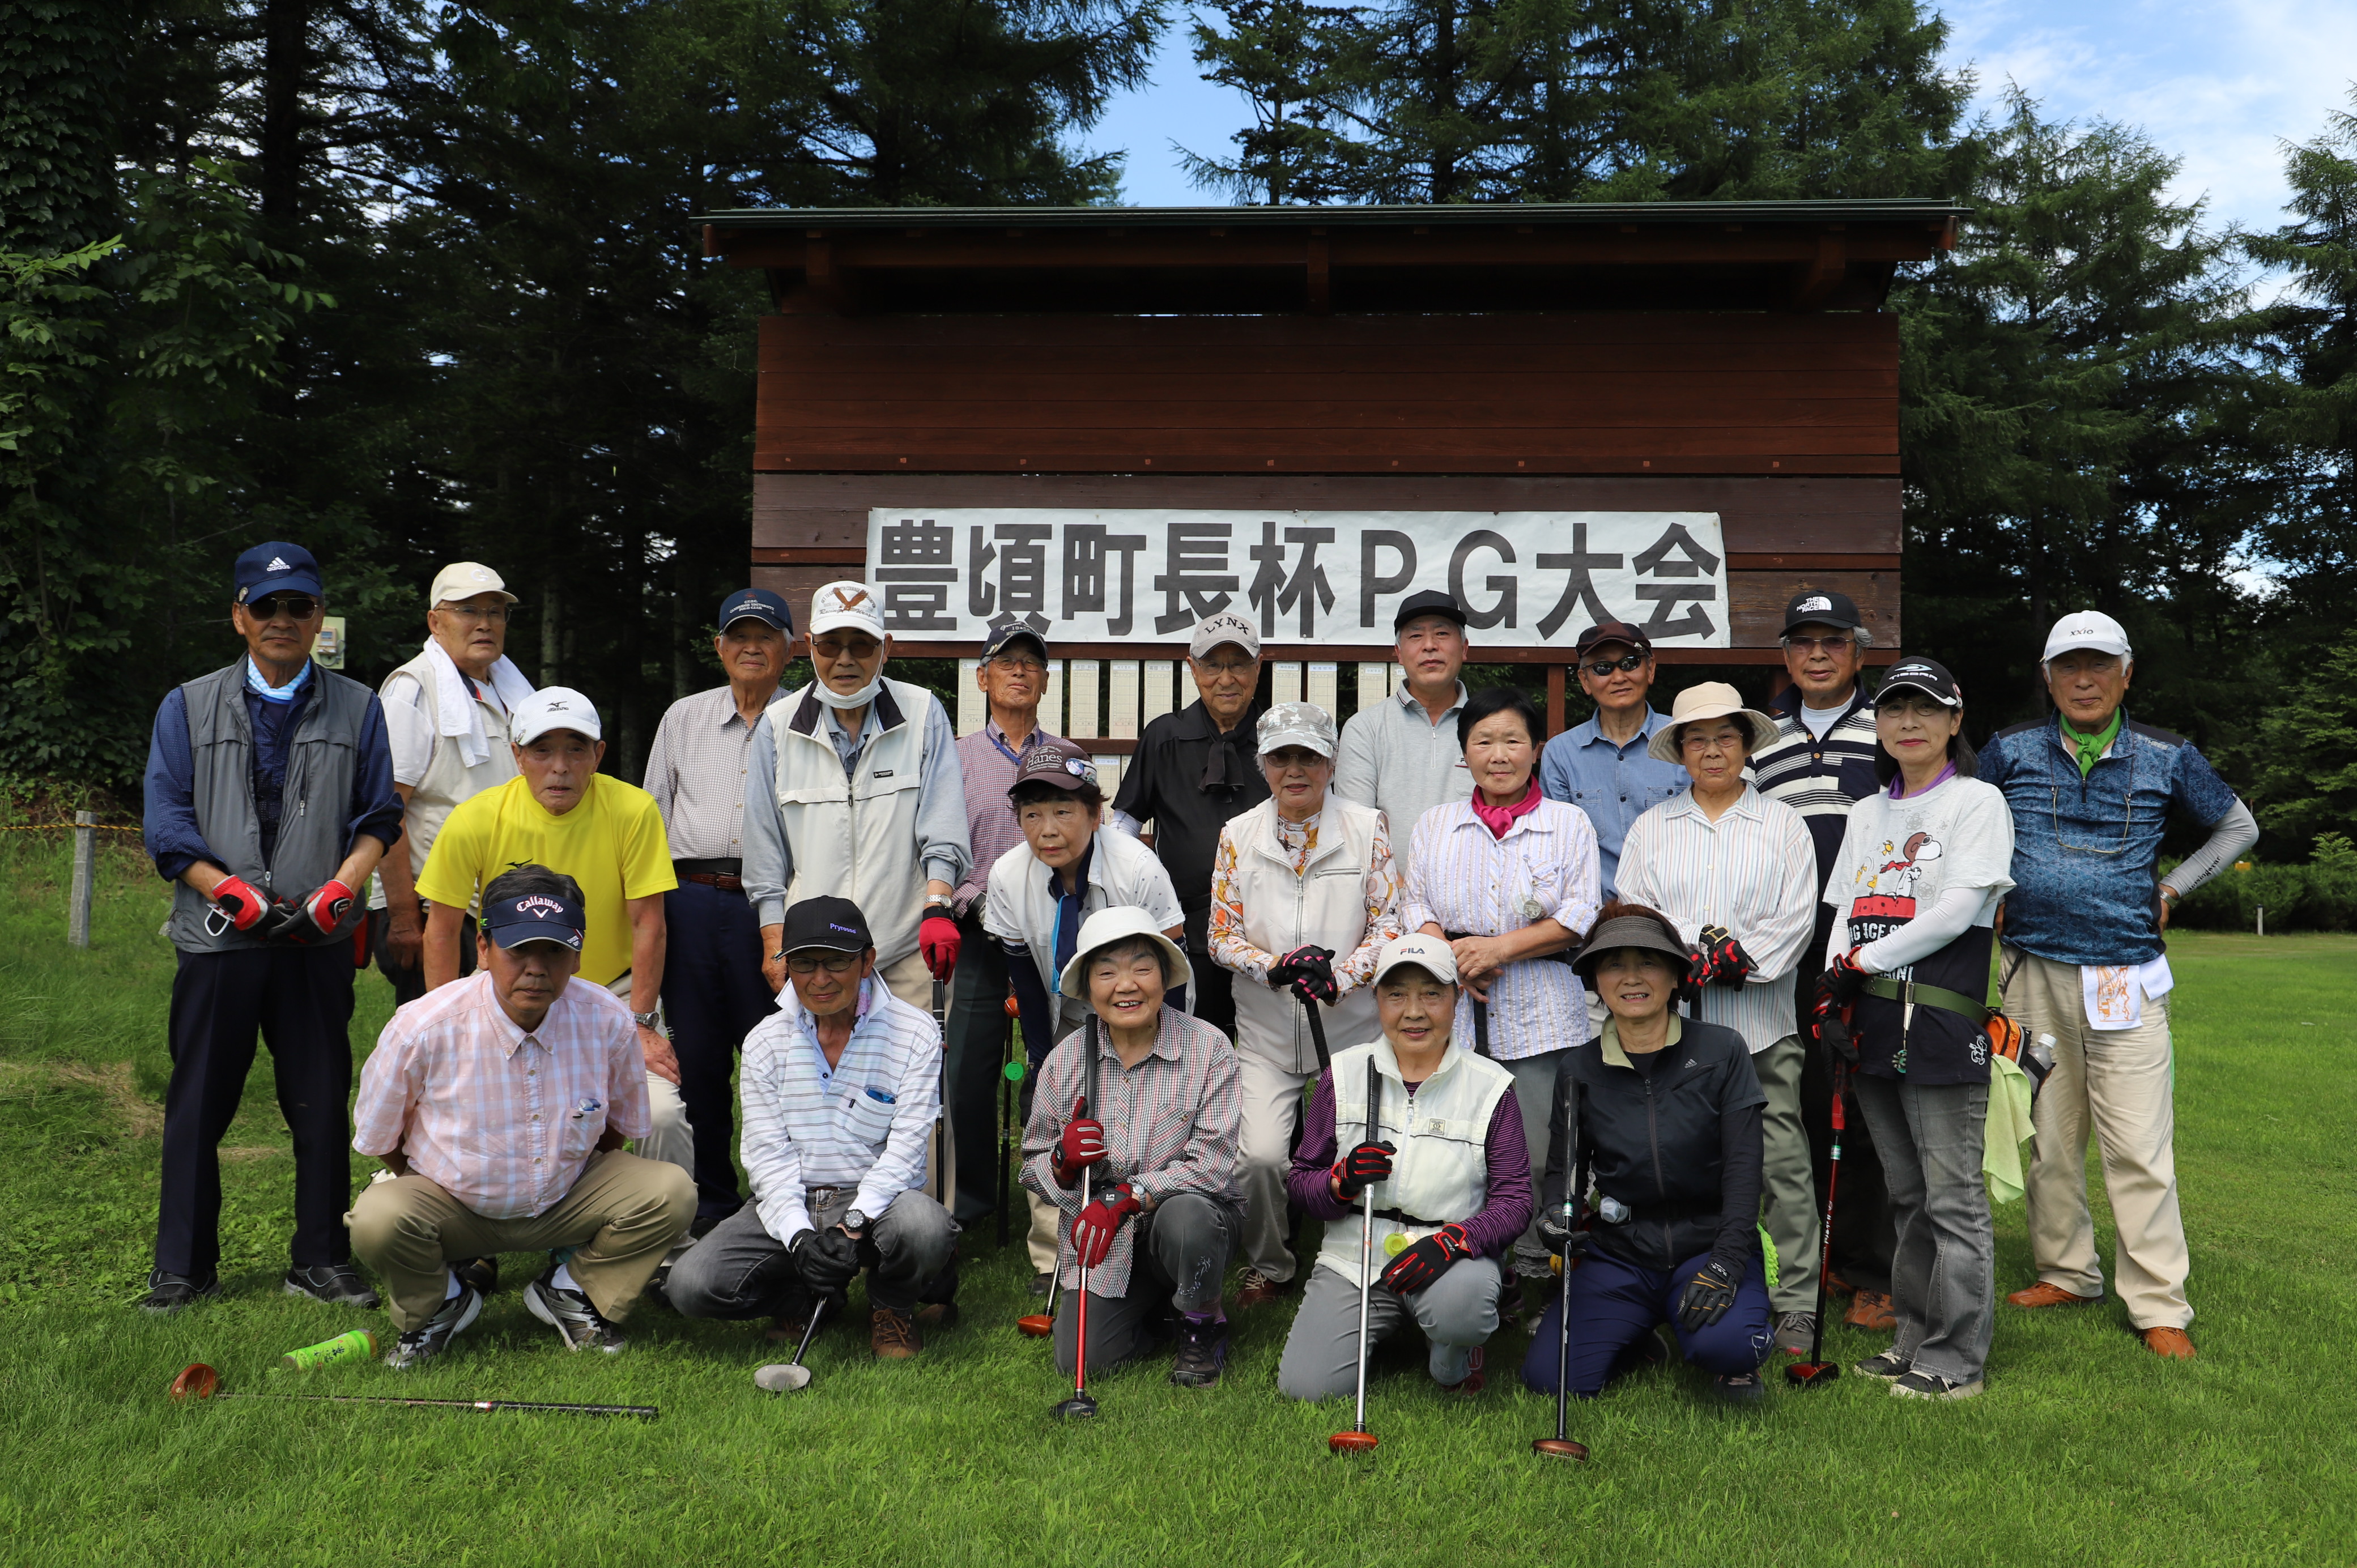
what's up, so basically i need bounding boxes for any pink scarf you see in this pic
[1471,776,1543,839]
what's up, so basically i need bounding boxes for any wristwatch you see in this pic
[632,1009,661,1029]
[841,1208,869,1235]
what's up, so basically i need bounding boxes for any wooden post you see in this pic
[1546,663,1566,739]
[68,810,96,949]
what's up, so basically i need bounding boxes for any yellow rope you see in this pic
[0,823,142,832]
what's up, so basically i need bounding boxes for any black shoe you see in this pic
[138,1270,220,1315]
[284,1263,380,1309]
[525,1268,628,1354]
[452,1255,499,1297]
[385,1286,483,1369]
[1891,1369,1983,1401]
[1169,1314,1228,1388]
[1609,1325,1671,1378]
[1854,1349,1911,1382]
[1028,1271,1052,1297]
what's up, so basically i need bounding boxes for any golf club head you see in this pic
[1784,1360,1840,1389]
[754,1363,815,1393]
[1328,1430,1379,1454]
[1050,1394,1098,1421]
[1531,1438,1591,1463]
[1015,1314,1054,1339]
[168,1364,221,1402]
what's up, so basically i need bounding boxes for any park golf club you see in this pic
[1051,1020,1104,1420]
[1785,1059,1850,1391]
[1533,1090,1590,1463]
[1017,1269,1060,1339]
[999,990,1022,1250]
[167,1363,657,1420]
[1328,1054,1382,1455]
[754,1293,833,1392]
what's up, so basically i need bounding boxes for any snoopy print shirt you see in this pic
[1822,776,2016,1083]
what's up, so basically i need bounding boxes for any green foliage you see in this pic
[2239,625,2357,851]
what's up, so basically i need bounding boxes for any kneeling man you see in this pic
[1277,935,1531,1399]
[666,896,958,1359]
[349,866,695,1367]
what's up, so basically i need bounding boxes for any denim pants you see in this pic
[665,1187,958,1318]
[1852,1073,1994,1383]
[1520,1244,1773,1397]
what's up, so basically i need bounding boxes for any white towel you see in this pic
[420,637,537,766]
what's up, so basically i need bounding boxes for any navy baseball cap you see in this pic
[981,621,1050,661]
[233,542,323,604]
[780,895,873,955]
[717,587,793,633]
[482,888,586,952]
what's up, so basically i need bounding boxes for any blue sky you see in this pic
[1086,0,2357,240]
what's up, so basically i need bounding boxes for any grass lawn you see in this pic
[2,831,2353,1565]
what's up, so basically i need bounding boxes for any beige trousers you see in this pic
[2003,951,2191,1329]
[1752,1035,1820,1314]
[604,974,695,1207]
[1236,1053,1314,1282]
[349,1150,696,1331]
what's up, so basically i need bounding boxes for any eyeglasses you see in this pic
[1197,658,1257,678]
[786,951,863,975]
[812,636,882,660]
[1583,654,1645,677]
[1680,730,1745,754]
[248,594,319,621]
[438,603,510,624]
[986,656,1048,675]
[1784,635,1856,654]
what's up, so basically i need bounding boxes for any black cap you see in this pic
[482,889,586,952]
[1392,590,1467,633]
[1782,590,1862,635]
[779,895,873,955]
[982,621,1050,661]
[1575,620,1653,657]
[717,588,792,633]
[1010,736,1099,796]
[1876,657,1961,709]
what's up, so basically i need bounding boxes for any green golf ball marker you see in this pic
[1003,1061,1026,1083]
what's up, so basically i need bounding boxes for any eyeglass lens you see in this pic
[1585,654,1644,676]
[786,952,860,975]
[252,595,318,620]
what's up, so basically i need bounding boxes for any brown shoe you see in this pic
[2141,1326,2196,1360]
[1845,1289,1897,1332]
[871,1306,922,1360]
[2007,1281,2102,1310]
[765,1309,816,1345]
[914,1301,961,1333]
[1235,1268,1288,1309]
[1823,1269,1858,1299]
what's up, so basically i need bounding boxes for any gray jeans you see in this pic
[1277,1254,1502,1399]
[665,1187,958,1318]
[1505,1051,1566,1280]
[1852,1073,1994,1383]
[1052,1190,1239,1377]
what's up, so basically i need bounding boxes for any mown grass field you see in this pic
[1,829,2352,1565]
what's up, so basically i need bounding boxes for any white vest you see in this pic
[1313,1037,1514,1281]
[1223,796,1385,1073]
[769,676,938,969]
[376,649,520,905]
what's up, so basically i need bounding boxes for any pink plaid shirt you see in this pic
[353,972,652,1220]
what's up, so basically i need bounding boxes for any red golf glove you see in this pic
[207,874,270,932]
[300,879,358,939]
[918,911,960,983]
[1069,1182,1143,1269]
[1053,1097,1107,1186]
[1379,1223,1474,1296]
[1329,1139,1396,1201]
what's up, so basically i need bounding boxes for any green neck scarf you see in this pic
[2060,709,2122,777]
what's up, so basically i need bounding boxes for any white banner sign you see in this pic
[866,509,1729,648]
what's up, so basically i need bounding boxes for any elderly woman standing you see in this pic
[1403,685,1601,1296]
[1614,682,1819,1355]
[1210,702,1402,1310]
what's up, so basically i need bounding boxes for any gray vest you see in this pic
[167,660,378,954]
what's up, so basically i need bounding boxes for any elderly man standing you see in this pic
[1109,610,1270,1038]
[1537,620,1690,897]
[642,588,795,1234]
[1751,589,1898,1333]
[139,542,403,1313]
[371,562,535,1006]
[348,866,696,1365]
[1979,611,2256,1359]
[942,623,1064,1234]
[1333,590,1471,838]
[743,582,971,1012]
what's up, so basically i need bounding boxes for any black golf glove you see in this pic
[1534,1207,1592,1260]
[1272,945,1340,1005]
[790,1226,861,1297]
[1379,1223,1473,1297]
[1814,948,1869,1011]
[1329,1139,1396,1200]
[1704,931,1756,988]
[1675,1259,1739,1334]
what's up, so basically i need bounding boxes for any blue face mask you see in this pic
[245,655,314,704]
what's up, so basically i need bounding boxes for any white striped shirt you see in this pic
[1400,798,1601,1063]
[1613,785,1818,1053]
[739,977,942,1245]
[352,972,651,1221]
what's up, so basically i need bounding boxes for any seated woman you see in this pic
[1275,935,1533,1399]
[1019,906,1243,1388]
[1521,901,1775,1404]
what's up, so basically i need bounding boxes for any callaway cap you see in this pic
[1782,590,1864,635]
[982,621,1049,661]
[717,587,793,633]
[1373,932,1458,987]
[429,562,517,607]
[809,581,886,640]
[234,542,323,604]
[2043,610,2131,663]
[1257,701,1338,759]
[509,687,602,745]
[1010,736,1100,795]
[778,894,874,955]
[482,885,585,952]
[1877,657,1962,708]
[1575,620,1653,657]
[1189,610,1261,661]
[1393,589,1467,633]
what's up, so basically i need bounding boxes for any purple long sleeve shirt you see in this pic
[1285,1068,1534,1257]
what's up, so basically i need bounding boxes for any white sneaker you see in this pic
[385,1285,482,1369]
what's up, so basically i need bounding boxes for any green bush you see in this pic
[2167,836,2357,931]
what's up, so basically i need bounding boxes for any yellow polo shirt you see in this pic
[417,773,677,987]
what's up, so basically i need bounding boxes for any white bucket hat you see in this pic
[1646,681,1780,763]
[1057,905,1194,1000]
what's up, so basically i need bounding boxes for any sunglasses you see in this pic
[1583,653,1646,677]
[248,594,319,621]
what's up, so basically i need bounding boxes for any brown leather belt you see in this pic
[675,858,743,893]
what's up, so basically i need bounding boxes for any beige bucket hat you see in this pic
[1645,681,1780,762]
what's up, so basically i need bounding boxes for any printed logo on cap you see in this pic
[829,922,861,937]
[1065,756,1097,781]
[547,698,567,710]
[1892,663,1937,680]
[513,894,567,921]
[829,586,871,612]
[1796,595,1832,613]
[268,556,291,571]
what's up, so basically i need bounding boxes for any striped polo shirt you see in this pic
[1750,684,1882,894]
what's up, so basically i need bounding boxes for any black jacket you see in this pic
[1543,1016,1766,1273]
[1108,698,1269,950]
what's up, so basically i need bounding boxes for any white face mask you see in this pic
[811,672,883,710]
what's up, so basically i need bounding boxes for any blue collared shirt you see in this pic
[1537,707,1690,894]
